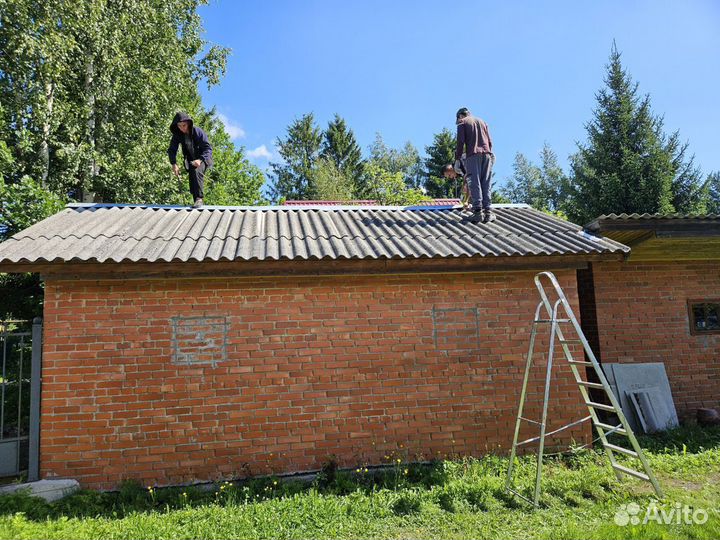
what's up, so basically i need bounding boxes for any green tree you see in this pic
[196,109,265,206]
[269,113,323,201]
[706,171,720,214]
[0,0,230,204]
[423,128,457,198]
[567,44,706,224]
[501,153,542,206]
[360,163,429,206]
[321,114,363,181]
[0,177,65,320]
[311,157,355,201]
[365,134,423,192]
[666,131,707,214]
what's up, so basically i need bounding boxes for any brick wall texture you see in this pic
[591,261,720,419]
[41,270,589,489]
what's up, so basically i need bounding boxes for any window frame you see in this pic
[687,299,720,336]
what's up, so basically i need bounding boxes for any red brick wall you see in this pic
[591,261,720,419]
[40,270,589,489]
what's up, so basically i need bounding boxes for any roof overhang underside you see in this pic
[585,215,720,261]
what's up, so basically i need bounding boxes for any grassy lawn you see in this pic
[0,426,718,540]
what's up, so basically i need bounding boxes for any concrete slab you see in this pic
[0,479,80,502]
[602,362,679,433]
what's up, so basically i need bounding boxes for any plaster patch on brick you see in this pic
[171,316,228,367]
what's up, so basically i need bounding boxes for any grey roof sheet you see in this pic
[0,204,629,264]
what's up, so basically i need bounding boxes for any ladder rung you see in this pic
[612,463,650,481]
[534,318,571,323]
[519,416,543,426]
[568,359,594,366]
[577,380,605,389]
[505,487,536,506]
[585,401,616,412]
[604,443,638,458]
[595,422,627,435]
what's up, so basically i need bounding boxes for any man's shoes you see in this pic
[192,198,204,208]
[469,209,484,223]
[483,210,496,224]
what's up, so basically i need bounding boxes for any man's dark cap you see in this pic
[456,107,470,118]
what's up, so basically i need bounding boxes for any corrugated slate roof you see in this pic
[0,204,629,265]
[586,213,720,229]
[284,199,463,207]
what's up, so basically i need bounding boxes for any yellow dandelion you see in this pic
[396,458,401,464]
[404,469,409,475]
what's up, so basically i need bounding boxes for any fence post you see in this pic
[28,317,42,482]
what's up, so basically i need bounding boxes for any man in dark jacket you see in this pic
[455,107,495,223]
[168,112,213,208]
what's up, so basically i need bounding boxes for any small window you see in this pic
[687,300,720,335]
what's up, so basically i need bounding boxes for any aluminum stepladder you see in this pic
[505,271,663,507]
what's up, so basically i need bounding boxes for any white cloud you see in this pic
[247,144,272,160]
[217,113,246,140]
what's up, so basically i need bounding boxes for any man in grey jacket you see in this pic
[455,107,495,223]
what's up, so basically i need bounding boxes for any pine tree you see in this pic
[665,130,707,214]
[706,171,720,214]
[321,114,363,181]
[423,128,457,198]
[269,113,322,201]
[568,44,676,224]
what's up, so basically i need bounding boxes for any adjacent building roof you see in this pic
[0,203,629,267]
[585,213,720,261]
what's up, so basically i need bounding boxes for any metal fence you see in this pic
[0,318,41,480]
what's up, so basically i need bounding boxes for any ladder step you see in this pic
[595,422,627,435]
[585,401,616,412]
[604,443,638,458]
[612,463,650,481]
[534,319,571,323]
[577,380,605,389]
[568,359,594,366]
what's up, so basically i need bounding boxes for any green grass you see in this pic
[1,425,719,539]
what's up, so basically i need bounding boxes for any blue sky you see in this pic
[198,0,720,188]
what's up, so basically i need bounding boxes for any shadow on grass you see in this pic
[0,460,451,522]
[2,425,717,522]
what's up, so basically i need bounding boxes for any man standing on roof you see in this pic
[455,107,495,223]
[168,112,213,208]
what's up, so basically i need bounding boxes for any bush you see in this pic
[390,492,422,516]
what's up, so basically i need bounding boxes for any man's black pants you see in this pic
[188,161,206,200]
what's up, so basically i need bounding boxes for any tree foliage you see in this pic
[311,157,355,201]
[366,134,423,191]
[567,44,707,223]
[501,144,569,214]
[423,128,457,198]
[0,176,66,320]
[706,171,720,215]
[0,0,266,318]
[268,113,323,202]
[0,0,237,204]
[360,163,429,206]
[321,114,363,181]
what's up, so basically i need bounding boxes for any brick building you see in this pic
[582,214,720,420]
[0,204,716,489]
